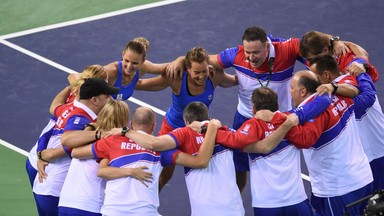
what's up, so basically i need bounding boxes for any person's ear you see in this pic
[324,70,332,81]
[183,117,189,125]
[323,46,331,55]
[300,86,307,97]
[252,105,257,115]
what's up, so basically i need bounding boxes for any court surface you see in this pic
[1,0,383,215]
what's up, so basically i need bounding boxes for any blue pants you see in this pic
[370,156,384,192]
[253,199,314,216]
[25,158,37,187]
[58,206,101,216]
[34,193,59,216]
[311,183,373,216]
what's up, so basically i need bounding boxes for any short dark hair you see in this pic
[183,102,209,123]
[252,87,279,112]
[299,31,329,59]
[242,26,267,44]
[297,73,321,94]
[309,54,340,76]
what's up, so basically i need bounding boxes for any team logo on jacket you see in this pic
[240,124,250,135]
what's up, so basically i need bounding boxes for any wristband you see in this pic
[95,130,101,140]
[121,127,129,136]
[37,150,49,163]
[330,35,340,47]
[331,81,338,94]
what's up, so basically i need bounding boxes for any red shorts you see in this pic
[157,117,175,135]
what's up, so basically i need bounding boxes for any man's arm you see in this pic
[353,73,376,112]
[119,129,176,151]
[61,126,99,148]
[242,113,298,154]
[270,112,326,149]
[71,144,94,159]
[288,94,332,125]
[171,119,221,168]
[316,83,359,98]
[40,147,67,162]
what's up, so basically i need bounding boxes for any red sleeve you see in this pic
[216,119,265,149]
[93,138,111,159]
[53,104,65,118]
[282,112,329,148]
[270,112,287,126]
[168,128,187,149]
[288,38,300,57]
[339,75,358,86]
[366,64,379,82]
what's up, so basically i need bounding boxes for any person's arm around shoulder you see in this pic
[316,82,359,98]
[107,128,176,151]
[242,113,298,154]
[139,60,168,76]
[210,66,238,88]
[135,74,170,91]
[67,73,82,86]
[61,125,100,148]
[97,158,153,187]
[165,55,186,80]
[173,119,221,168]
[49,86,71,115]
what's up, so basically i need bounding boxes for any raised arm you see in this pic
[344,41,369,60]
[67,73,82,86]
[49,86,71,115]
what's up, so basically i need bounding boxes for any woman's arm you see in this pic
[97,158,153,187]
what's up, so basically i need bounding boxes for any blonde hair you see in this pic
[72,65,107,96]
[123,37,150,61]
[95,100,130,131]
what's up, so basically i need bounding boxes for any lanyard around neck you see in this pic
[255,57,274,87]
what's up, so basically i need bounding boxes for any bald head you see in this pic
[291,70,321,107]
[131,106,156,134]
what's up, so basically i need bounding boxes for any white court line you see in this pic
[0,139,29,157]
[0,39,168,117]
[0,40,78,74]
[0,0,311,183]
[0,0,186,40]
